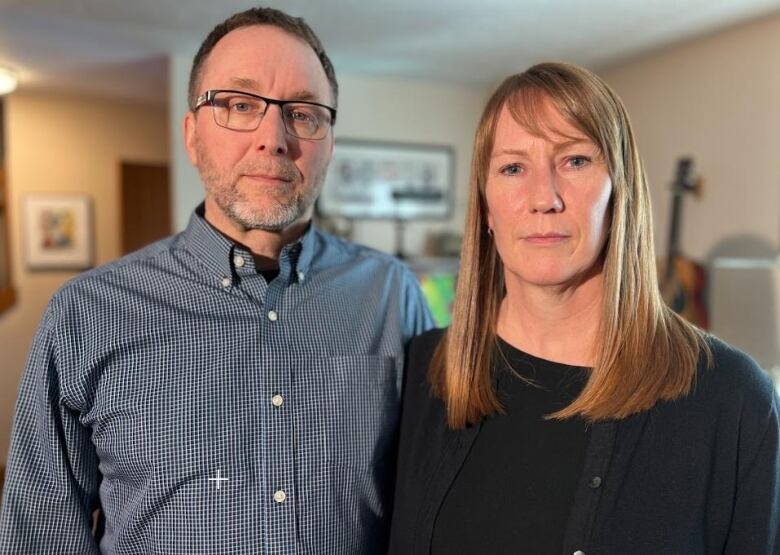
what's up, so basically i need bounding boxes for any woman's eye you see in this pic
[499,164,522,176]
[566,156,591,169]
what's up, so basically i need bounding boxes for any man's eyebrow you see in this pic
[229,76,261,90]
[288,89,319,102]
[227,78,321,103]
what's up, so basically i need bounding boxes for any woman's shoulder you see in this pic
[409,327,446,359]
[686,335,780,444]
[402,328,446,408]
[700,335,778,406]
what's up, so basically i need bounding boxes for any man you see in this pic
[0,7,433,554]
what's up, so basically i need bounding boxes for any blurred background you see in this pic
[0,0,779,465]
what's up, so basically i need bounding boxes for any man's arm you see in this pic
[0,306,101,554]
[399,267,436,342]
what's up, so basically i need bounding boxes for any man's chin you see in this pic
[229,207,304,233]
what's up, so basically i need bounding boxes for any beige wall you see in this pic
[600,14,780,371]
[0,92,168,463]
[599,14,780,260]
[336,75,487,254]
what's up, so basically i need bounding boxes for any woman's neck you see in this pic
[496,270,605,367]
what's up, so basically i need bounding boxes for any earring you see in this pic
[487,227,494,237]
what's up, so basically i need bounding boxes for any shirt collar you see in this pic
[183,202,318,284]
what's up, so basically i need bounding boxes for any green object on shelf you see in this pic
[420,273,456,327]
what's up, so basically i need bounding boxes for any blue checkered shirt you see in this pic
[0,205,434,554]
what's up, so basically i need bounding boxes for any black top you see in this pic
[432,338,588,554]
[390,328,780,555]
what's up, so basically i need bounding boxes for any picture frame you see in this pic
[22,194,94,270]
[318,139,455,220]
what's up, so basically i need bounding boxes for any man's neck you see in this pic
[203,200,310,265]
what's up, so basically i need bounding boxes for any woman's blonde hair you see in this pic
[430,62,710,428]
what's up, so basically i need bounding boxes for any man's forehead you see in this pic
[200,25,330,101]
[227,76,319,102]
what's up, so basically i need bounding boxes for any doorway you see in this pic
[120,162,171,255]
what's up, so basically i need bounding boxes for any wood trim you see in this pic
[0,286,15,313]
[0,166,15,315]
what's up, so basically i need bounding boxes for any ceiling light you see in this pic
[0,66,19,95]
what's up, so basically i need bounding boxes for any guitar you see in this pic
[660,157,709,328]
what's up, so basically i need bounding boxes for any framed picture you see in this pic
[318,139,454,220]
[22,194,93,270]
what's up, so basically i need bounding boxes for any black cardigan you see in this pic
[389,328,780,555]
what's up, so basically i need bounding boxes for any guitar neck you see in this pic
[665,192,684,280]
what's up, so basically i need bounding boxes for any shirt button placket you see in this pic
[262,282,295,552]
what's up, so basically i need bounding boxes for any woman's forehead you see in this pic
[495,102,593,148]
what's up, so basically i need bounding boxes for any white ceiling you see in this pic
[1,0,779,104]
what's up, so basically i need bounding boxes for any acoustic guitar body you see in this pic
[661,255,708,329]
[659,157,709,329]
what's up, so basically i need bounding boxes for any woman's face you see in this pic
[485,99,613,292]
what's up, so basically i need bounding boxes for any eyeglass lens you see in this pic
[211,91,331,139]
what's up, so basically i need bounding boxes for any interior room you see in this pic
[0,0,778,472]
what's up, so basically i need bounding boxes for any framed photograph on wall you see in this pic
[22,194,94,270]
[318,139,455,220]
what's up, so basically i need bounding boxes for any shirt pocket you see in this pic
[295,354,400,472]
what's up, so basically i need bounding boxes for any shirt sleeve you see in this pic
[0,305,101,554]
[724,384,780,554]
[399,267,436,343]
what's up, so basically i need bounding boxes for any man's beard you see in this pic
[195,139,325,232]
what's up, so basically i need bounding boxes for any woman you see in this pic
[389,62,779,554]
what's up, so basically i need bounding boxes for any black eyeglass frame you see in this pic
[193,89,337,140]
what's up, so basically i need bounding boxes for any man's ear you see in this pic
[183,111,199,166]
[326,130,335,163]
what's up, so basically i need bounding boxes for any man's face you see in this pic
[184,25,335,233]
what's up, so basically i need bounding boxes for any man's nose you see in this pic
[251,105,289,154]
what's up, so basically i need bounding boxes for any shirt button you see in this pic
[267,310,278,322]
[574,551,586,555]
[588,476,602,489]
[273,490,287,503]
[233,255,245,268]
[271,394,284,407]
[221,277,231,288]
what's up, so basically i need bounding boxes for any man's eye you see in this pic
[231,102,253,113]
[289,110,316,123]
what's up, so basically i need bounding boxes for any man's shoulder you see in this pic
[313,229,414,275]
[51,232,184,301]
[315,229,401,262]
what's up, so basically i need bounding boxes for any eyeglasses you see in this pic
[194,89,337,140]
